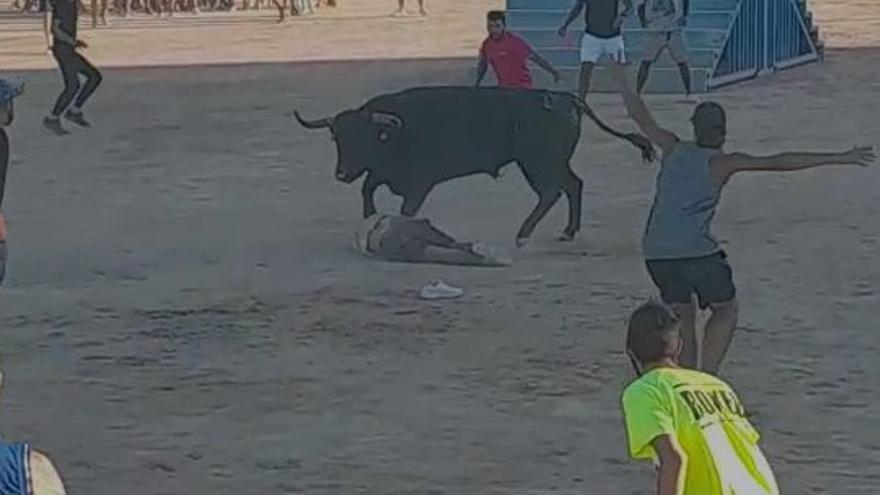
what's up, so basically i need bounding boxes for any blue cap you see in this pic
[0,79,24,104]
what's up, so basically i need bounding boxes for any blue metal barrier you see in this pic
[709,0,817,88]
[767,0,817,69]
[506,0,819,92]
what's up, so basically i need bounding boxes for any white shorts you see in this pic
[579,32,626,64]
[641,30,688,63]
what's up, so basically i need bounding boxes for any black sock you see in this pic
[677,63,692,95]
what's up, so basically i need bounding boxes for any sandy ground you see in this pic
[1,1,880,494]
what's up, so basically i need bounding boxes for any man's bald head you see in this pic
[691,101,726,148]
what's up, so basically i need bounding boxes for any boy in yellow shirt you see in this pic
[621,301,779,494]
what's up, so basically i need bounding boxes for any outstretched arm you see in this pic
[608,63,679,154]
[475,50,488,87]
[712,146,876,181]
[528,49,562,82]
[42,8,53,48]
[558,0,585,35]
[50,19,76,45]
[576,100,657,163]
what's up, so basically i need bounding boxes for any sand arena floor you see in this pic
[1,0,879,493]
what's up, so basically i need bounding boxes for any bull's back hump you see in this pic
[361,86,577,127]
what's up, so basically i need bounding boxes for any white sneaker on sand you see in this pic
[419,280,463,300]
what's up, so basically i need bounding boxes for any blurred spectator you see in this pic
[394,0,425,16]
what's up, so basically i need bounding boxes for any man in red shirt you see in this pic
[476,10,562,89]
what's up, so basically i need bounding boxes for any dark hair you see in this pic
[691,101,727,148]
[487,10,506,23]
[626,301,680,364]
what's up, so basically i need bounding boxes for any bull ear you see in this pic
[369,111,403,128]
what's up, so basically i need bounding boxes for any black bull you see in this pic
[294,86,655,243]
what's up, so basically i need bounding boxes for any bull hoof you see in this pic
[557,233,576,242]
[515,237,530,249]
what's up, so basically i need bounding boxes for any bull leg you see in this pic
[559,167,584,241]
[516,188,563,246]
[361,174,380,218]
[400,187,431,217]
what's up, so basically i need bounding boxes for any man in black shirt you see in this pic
[558,0,633,101]
[0,79,24,286]
[41,0,103,136]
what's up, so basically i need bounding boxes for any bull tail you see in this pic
[574,99,627,139]
[574,99,657,163]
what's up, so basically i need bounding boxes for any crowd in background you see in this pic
[7,0,431,25]
[11,0,338,16]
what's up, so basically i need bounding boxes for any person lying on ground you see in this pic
[354,214,511,267]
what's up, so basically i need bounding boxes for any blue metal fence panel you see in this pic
[711,0,762,83]
[710,0,817,88]
[767,0,816,68]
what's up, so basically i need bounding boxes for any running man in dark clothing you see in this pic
[608,63,875,374]
[558,0,633,101]
[42,0,103,136]
[0,79,24,287]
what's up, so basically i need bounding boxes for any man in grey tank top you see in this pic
[607,64,875,374]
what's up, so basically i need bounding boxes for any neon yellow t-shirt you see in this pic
[622,367,779,495]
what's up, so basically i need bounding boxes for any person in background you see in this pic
[42,0,104,135]
[476,10,562,89]
[558,0,633,100]
[89,0,110,27]
[621,301,780,495]
[637,0,692,98]
[0,79,24,287]
[394,0,425,16]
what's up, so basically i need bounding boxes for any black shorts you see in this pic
[645,251,736,309]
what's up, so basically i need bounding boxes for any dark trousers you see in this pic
[0,241,7,286]
[51,43,103,117]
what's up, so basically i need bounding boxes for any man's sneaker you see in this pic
[64,110,91,128]
[43,116,69,136]
[470,242,513,266]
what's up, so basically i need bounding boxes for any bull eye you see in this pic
[378,130,389,142]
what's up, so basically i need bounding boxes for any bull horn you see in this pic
[293,110,333,129]
[370,111,403,128]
